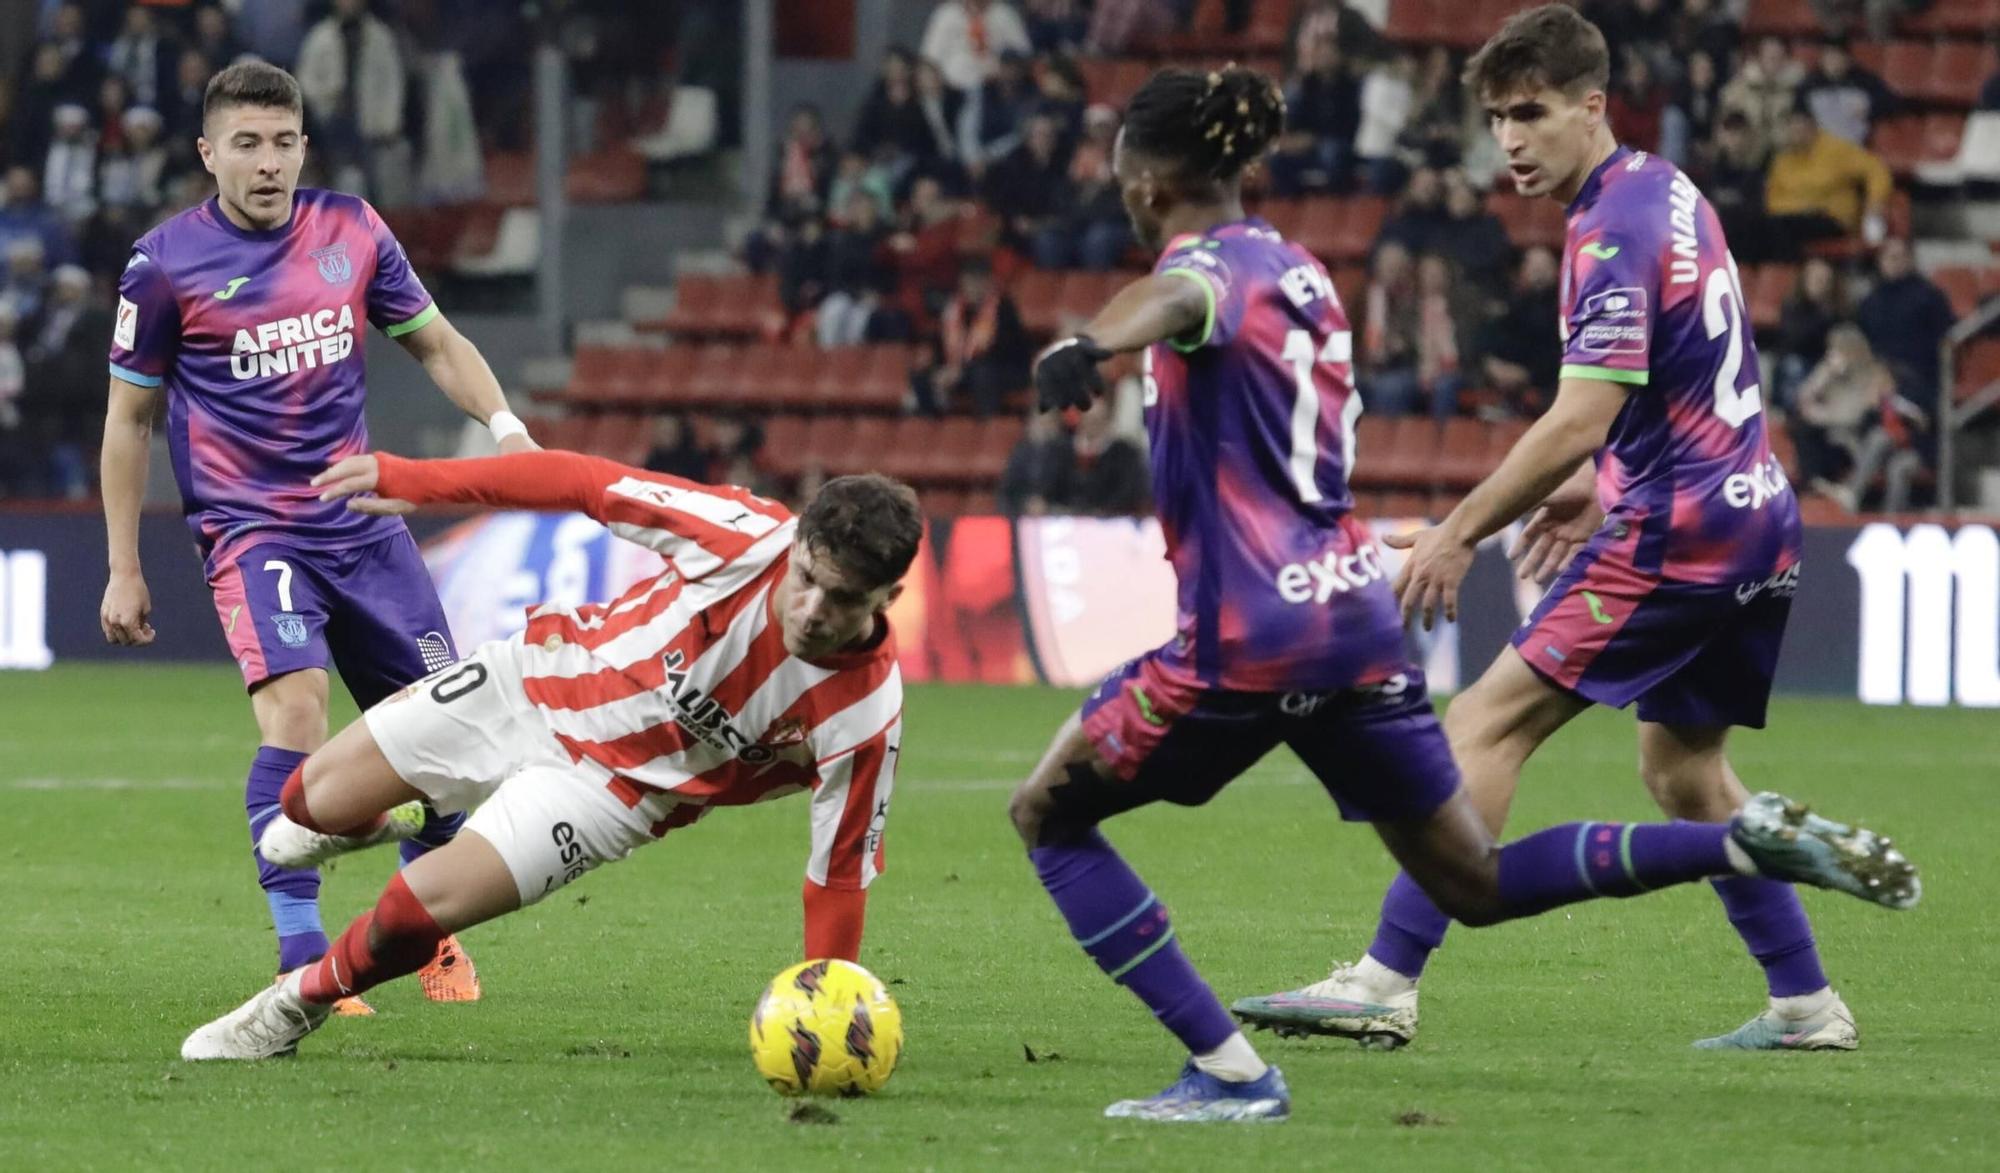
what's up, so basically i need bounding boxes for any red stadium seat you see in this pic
[1958,338,2000,402]
[759,415,812,479]
[807,345,871,409]
[1011,270,1065,338]
[1904,0,2000,34]
[1749,263,1796,332]
[685,344,742,404]
[852,345,916,411]
[765,345,821,409]
[874,417,936,483]
[806,417,860,474]
[1881,42,1933,101]
[1349,415,1397,489]
[1742,0,1823,36]
[1923,113,1968,164]
[1435,417,1489,490]
[1932,267,1983,318]
[566,149,647,203]
[1931,42,1994,107]
[969,417,1024,481]
[1871,116,1924,177]
[1379,489,1431,520]
[483,151,536,206]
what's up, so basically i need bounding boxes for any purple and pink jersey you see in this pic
[1559,147,1802,585]
[108,189,435,574]
[1139,217,1405,692]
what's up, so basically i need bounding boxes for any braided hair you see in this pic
[1122,64,1286,186]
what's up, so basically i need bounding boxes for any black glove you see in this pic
[1034,334,1113,412]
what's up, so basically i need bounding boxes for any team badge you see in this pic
[272,612,309,648]
[310,242,353,285]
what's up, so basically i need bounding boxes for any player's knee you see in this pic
[259,695,328,751]
[1007,781,1046,846]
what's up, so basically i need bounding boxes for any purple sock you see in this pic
[1368,872,1451,980]
[1030,830,1238,1055]
[244,746,326,972]
[1710,876,1828,997]
[399,805,465,867]
[1497,821,1735,919]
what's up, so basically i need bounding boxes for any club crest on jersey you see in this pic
[272,611,309,648]
[310,242,353,285]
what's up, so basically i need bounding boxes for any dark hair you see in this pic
[202,60,303,128]
[1461,4,1609,102]
[1122,64,1285,183]
[798,474,922,590]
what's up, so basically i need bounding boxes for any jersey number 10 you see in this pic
[1704,257,1763,429]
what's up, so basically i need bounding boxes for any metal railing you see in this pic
[1937,296,2000,513]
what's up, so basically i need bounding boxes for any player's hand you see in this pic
[101,569,155,647]
[1383,525,1476,631]
[497,431,541,455]
[312,454,416,516]
[1511,484,1604,585]
[1034,334,1113,412]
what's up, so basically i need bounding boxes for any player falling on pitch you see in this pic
[1009,63,1918,1124]
[1235,5,1873,1054]
[100,61,535,1009]
[180,451,917,1060]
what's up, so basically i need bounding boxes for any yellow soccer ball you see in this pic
[749,958,903,1096]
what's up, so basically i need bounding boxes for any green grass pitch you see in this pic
[2,664,1995,1170]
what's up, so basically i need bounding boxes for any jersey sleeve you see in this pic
[1154,236,1248,353]
[1559,220,1660,387]
[373,450,794,580]
[362,200,438,338]
[805,688,901,894]
[107,250,179,387]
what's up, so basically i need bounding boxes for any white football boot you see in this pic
[1231,957,1419,1050]
[181,969,331,1060]
[1695,990,1859,1051]
[259,800,427,869]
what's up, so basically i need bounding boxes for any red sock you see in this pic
[280,765,388,837]
[299,872,444,1004]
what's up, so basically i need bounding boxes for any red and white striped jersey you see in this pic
[374,451,903,892]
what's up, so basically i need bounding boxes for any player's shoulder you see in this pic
[129,200,221,270]
[1572,151,1689,260]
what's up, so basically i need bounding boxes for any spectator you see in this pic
[1415,252,1481,418]
[884,175,963,330]
[90,105,171,273]
[1270,32,1360,196]
[1800,38,1897,146]
[1069,395,1150,515]
[1856,237,1956,406]
[165,48,215,145]
[1587,0,1674,81]
[42,105,98,229]
[983,112,1070,256]
[0,306,24,496]
[817,189,898,347]
[922,0,1033,94]
[913,58,970,187]
[1377,165,1449,257]
[1773,256,1846,410]
[1479,245,1562,416]
[1808,324,1930,513]
[1434,170,1514,302]
[105,5,175,112]
[1087,0,1177,55]
[42,4,101,103]
[1720,35,1804,158]
[1699,110,1769,257]
[1032,54,1087,145]
[0,168,74,267]
[1791,322,1886,495]
[1023,0,1090,54]
[1663,49,1723,167]
[1287,0,1388,73]
[1809,0,1927,41]
[95,76,135,156]
[1355,52,1416,194]
[642,413,708,481]
[959,48,1038,179]
[1765,107,1892,258]
[11,44,84,170]
[775,217,830,316]
[297,0,409,201]
[1357,240,1423,415]
[1037,104,1130,269]
[852,49,933,178]
[999,407,1073,514]
[705,414,767,483]
[911,257,1030,416]
[826,152,894,225]
[1669,0,1739,74]
[234,0,313,69]
[0,239,47,341]
[192,4,246,70]
[1607,49,1666,154]
[764,104,838,231]
[20,264,103,498]
[1399,44,1467,170]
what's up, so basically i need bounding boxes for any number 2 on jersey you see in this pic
[1704,256,1763,428]
[1281,327,1358,504]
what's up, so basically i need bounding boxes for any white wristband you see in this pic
[488,410,528,445]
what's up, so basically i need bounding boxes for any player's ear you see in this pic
[875,583,905,613]
[196,136,217,175]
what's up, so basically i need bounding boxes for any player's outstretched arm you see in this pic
[391,310,538,454]
[1388,377,1627,628]
[315,450,630,516]
[1034,274,1207,411]
[100,376,158,646]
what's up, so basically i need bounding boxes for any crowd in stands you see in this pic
[737,0,1999,516]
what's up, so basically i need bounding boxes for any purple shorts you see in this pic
[1512,533,1797,729]
[206,529,458,708]
[1077,646,1461,824]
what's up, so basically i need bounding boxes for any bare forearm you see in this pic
[100,414,152,573]
[423,330,511,423]
[1083,274,1206,353]
[1441,416,1603,547]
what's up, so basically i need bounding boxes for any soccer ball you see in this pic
[749,958,903,1097]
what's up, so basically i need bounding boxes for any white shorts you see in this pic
[365,639,656,907]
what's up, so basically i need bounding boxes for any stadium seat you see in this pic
[1379,489,1431,520]
[759,415,812,479]
[686,343,743,404]
[806,345,870,409]
[1011,270,1066,338]
[1957,338,2000,402]
[805,416,860,474]
[1901,0,2000,35]
[1435,417,1490,490]
[852,345,916,411]
[873,417,935,483]
[765,345,821,409]
[1871,116,1924,177]
[566,149,647,203]
[1749,264,1796,332]
[1742,0,1824,36]
[1881,42,1933,102]
[1931,42,1994,107]
[1923,114,1968,166]
[1931,267,1984,318]
[970,417,1024,481]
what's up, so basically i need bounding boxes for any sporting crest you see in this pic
[309,242,353,285]
[273,611,309,648]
